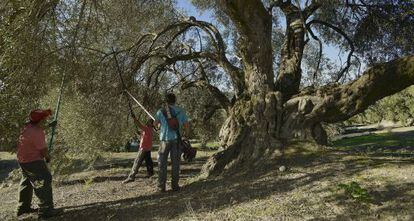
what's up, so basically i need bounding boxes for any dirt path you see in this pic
[1,151,413,221]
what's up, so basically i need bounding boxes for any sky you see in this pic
[176,0,214,23]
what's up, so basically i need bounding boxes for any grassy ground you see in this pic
[0,138,413,220]
[333,133,414,148]
[332,130,414,157]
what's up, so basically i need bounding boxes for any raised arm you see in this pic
[132,116,144,129]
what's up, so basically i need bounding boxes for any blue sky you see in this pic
[176,0,214,22]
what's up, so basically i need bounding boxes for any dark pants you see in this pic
[158,141,180,190]
[18,160,54,214]
[128,149,154,178]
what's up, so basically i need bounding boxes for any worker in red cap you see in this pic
[16,109,63,219]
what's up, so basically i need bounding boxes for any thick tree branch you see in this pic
[218,0,275,93]
[273,0,321,99]
[289,56,414,123]
[275,1,307,101]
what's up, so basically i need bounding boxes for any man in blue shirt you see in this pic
[154,93,190,192]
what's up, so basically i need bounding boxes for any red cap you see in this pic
[29,109,52,123]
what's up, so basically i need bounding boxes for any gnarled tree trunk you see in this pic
[202,0,313,176]
[202,0,283,176]
[202,92,284,176]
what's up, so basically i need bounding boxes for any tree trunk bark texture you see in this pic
[202,1,314,176]
[202,92,284,176]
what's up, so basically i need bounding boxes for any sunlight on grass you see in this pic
[0,152,15,160]
[191,141,220,149]
[333,133,414,149]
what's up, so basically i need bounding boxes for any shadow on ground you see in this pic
[47,151,414,221]
[0,160,18,183]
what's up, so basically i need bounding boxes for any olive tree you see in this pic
[112,0,413,176]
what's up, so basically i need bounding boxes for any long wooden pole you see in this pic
[48,72,65,152]
[124,90,155,121]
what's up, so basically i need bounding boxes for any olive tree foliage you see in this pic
[0,0,58,150]
[0,0,180,173]
[177,88,224,145]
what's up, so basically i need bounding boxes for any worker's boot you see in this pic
[146,171,154,178]
[172,185,180,192]
[157,184,166,193]
[17,207,38,216]
[122,176,135,184]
